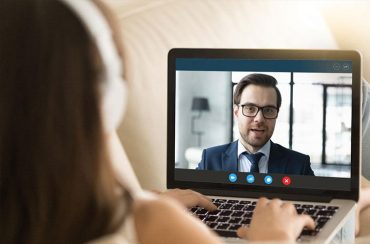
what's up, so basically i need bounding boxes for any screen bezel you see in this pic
[167,48,361,202]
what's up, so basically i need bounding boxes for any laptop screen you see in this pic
[167,49,361,201]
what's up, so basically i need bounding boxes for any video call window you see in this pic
[175,70,351,178]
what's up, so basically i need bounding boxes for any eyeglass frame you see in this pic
[238,103,279,119]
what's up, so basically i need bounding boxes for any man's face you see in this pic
[234,84,278,153]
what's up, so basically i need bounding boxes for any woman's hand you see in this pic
[237,197,315,242]
[156,188,217,211]
[356,178,370,235]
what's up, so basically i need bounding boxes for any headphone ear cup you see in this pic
[101,77,127,132]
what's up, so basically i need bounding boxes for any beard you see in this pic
[239,129,272,151]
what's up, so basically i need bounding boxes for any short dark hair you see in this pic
[233,73,282,109]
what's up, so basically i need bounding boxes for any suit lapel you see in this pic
[268,141,287,173]
[221,141,238,171]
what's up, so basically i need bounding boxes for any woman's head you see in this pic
[0,0,129,243]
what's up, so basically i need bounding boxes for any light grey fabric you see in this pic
[362,79,370,179]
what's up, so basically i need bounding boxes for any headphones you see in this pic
[58,0,127,132]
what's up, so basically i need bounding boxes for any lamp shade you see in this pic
[191,97,210,111]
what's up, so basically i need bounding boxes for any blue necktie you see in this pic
[243,152,263,173]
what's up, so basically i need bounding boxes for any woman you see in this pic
[1,0,358,243]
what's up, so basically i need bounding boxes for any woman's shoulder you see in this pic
[87,192,157,244]
[133,192,222,244]
[87,215,136,244]
[89,191,221,244]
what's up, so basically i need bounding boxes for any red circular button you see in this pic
[282,176,291,186]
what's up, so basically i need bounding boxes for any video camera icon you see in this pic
[229,173,237,183]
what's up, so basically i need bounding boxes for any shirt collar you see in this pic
[237,139,271,158]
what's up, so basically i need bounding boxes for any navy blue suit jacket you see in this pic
[196,141,314,175]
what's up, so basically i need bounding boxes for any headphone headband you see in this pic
[58,0,123,76]
[58,0,126,132]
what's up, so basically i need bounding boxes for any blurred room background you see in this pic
[103,0,370,190]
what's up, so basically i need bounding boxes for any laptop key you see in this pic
[217,223,230,230]
[195,208,208,215]
[208,210,221,215]
[229,217,242,224]
[197,214,206,221]
[232,204,244,210]
[206,222,218,229]
[241,218,251,225]
[296,208,305,214]
[302,204,313,209]
[327,206,339,211]
[231,211,244,217]
[229,224,242,230]
[315,205,327,210]
[244,205,255,211]
[220,203,233,209]
[205,215,218,222]
[244,211,253,218]
[311,216,318,221]
[220,210,232,216]
[305,209,317,216]
[190,207,199,213]
[317,216,330,223]
[218,216,230,222]
[214,199,227,203]
[315,221,326,230]
[317,210,336,217]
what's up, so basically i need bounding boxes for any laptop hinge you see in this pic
[192,188,333,203]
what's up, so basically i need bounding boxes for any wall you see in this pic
[106,0,338,190]
[317,0,370,179]
[175,71,232,168]
[319,0,370,81]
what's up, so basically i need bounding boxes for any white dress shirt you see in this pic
[238,140,271,173]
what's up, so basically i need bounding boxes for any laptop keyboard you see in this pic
[190,198,339,238]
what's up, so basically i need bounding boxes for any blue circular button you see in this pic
[264,175,273,185]
[246,174,255,184]
[229,173,237,182]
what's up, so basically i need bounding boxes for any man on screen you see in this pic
[196,73,314,175]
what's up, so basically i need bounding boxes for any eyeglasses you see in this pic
[239,104,279,119]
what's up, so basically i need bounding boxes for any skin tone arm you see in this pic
[133,195,222,244]
[134,197,315,244]
[356,176,370,235]
[158,188,217,211]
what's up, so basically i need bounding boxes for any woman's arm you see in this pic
[356,176,370,236]
[133,196,222,244]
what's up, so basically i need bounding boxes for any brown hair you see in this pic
[233,73,282,108]
[0,0,130,243]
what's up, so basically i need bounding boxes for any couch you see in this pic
[104,0,370,240]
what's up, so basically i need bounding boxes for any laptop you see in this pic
[167,48,361,243]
